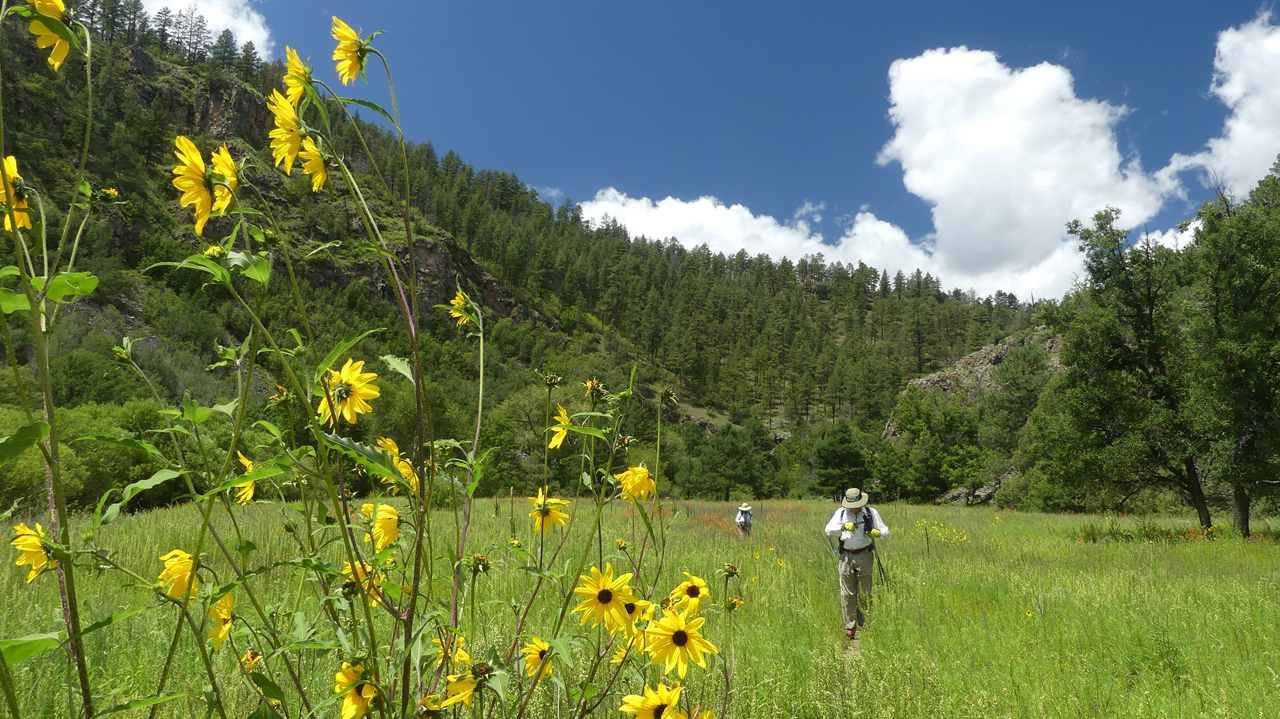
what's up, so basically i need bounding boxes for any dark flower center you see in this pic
[672,630,688,647]
[597,589,613,604]
[654,704,667,719]
[538,649,547,660]
[686,586,700,598]
[624,602,636,615]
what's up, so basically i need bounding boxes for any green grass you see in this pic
[3,500,1279,718]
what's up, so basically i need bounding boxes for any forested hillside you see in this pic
[3,4,1278,534]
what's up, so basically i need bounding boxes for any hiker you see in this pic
[735,502,753,536]
[824,487,889,639]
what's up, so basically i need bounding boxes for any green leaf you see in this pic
[0,421,49,469]
[0,632,62,665]
[146,255,231,285]
[35,272,98,302]
[305,241,342,258]
[198,465,285,500]
[0,266,19,278]
[633,500,658,546]
[100,469,183,526]
[313,329,384,386]
[255,420,282,438]
[91,693,186,716]
[336,97,396,127]
[68,606,150,644]
[0,288,29,314]
[319,432,398,480]
[181,397,213,425]
[560,424,610,442]
[211,399,239,418]
[249,672,286,703]
[227,251,271,285]
[15,10,81,51]
[0,499,19,521]
[380,354,415,386]
[75,435,165,459]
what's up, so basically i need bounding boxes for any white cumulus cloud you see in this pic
[143,1,273,56]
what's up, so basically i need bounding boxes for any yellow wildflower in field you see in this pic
[583,379,603,398]
[171,136,212,235]
[521,637,552,678]
[376,437,419,493]
[360,503,399,552]
[284,46,312,106]
[547,404,570,449]
[434,634,470,667]
[317,358,380,426]
[608,597,653,636]
[158,549,197,598]
[442,672,476,708]
[611,630,647,664]
[616,538,628,551]
[240,649,262,674]
[342,560,382,600]
[331,17,367,85]
[669,572,710,615]
[27,0,69,71]
[234,451,255,505]
[448,290,473,326]
[11,522,54,582]
[776,558,784,567]
[267,89,302,173]
[528,487,570,534]
[300,137,327,192]
[689,705,715,719]
[645,607,718,678]
[203,245,224,259]
[615,466,656,502]
[334,662,376,719]
[207,593,234,651]
[209,145,237,214]
[1,156,32,231]
[724,596,745,613]
[620,682,685,719]
[418,695,445,714]
[572,563,635,629]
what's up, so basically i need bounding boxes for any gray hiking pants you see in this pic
[838,548,874,630]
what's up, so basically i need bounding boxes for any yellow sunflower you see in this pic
[207,593,234,651]
[240,649,263,674]
[171,136,212,236]
[572,563,635,629]
[11,522,54,583]
[611,629,648,664]
[448,290,472,326]
[361,502,399,552]
[615,466,656,503]
[583,379,603,398]
[334,662,377,719]
[619,683,686,719]
[27,0,69,72]
[300,136,327,192]
[284,46,312,106]
[331,17,366,85]
[528,487,570,534]
[210,145,237,214]
[375,437,419,494]
[158,549,197,598]
[547,404,570,449]
[316,358,380,426]
[669,572,710,616]
[520,637,552,678]
[645,608,719,678]
[1,156,31,232]
[433,634,470,667]
[441,672,476,708]
[234,451,255,505]
[267,89,302,173]
[607,597,653,637]
[342,559,382,602]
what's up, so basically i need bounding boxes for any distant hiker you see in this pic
[735,502,753,536]
[824,487,889,640]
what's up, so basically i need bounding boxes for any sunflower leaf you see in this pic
[380,354,415,386]
[319,433,399,480]
[0,421,50,469]
[99,469,183,527]
[0,288,30,314]
[336,97,396,127]
[249,673,286,703]
[313,329,385,386]
[74,435,165,458]
[0,632,62,665]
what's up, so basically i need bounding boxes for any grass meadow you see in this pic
[3,500,1279,718]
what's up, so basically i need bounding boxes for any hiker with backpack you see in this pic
[824,487,889,640]
[735,502,753,536]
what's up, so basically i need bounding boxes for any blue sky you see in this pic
[164,0,1280,297]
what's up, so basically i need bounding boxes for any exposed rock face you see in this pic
[906,329,1063,401]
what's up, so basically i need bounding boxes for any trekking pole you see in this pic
[874,541,888,585]
[823,531,838,555]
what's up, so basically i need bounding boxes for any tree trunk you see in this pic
[1182,458,1213,528]
[1232,484,1251,538]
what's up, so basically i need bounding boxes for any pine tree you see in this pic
[211,29,238,68]
[152,7,172,53]
[237,41,261,80]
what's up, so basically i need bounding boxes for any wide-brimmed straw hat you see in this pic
[841,488,869,509]
[738,502,752,511]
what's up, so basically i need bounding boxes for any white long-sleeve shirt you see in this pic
[735,510,752,525]
[824,506,888,550]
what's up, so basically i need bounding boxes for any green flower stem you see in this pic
[449,308,485,628]
[0,650,21,719]
[180,606,229,719]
